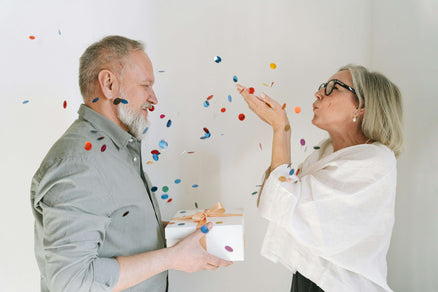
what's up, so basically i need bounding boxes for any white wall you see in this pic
[1,0,435,291]
[370,0,438,291]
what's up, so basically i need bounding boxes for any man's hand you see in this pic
[169,222,233,272]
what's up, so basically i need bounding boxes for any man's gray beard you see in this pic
[118,101,149,140]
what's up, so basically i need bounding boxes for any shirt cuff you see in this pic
[92,257,120,290]
[259,164,301,224]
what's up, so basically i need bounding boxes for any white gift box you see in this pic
[165,208,245,261]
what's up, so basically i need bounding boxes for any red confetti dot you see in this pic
[123,211,129,217]
[248,87,255,94]
[203,127,210,133]
[238,113,245,121]
[221,107,226,113]
[63,100,67,109]
[282,103,286,110]
[101,144,107,152]
[296,168,301,175]
[84,141,92,151]
[148,105,155,112]
[151,150,160,155]
[29,35,35,40]
[167,198,173,203]
[160,114,165,119]
[207,95,214,101]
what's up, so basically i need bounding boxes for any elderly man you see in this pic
[31,35,232,292]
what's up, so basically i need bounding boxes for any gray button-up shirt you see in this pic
[31,104,167,291]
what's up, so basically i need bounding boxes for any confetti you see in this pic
[162,186,169,192]
[159,140,168,149]
[285,125,290,131]
[295,106,301,114]
[228,95,232,103]
[92,97,99,103]
[238,113,245,121]
[233,75,238,82]
[101,144,107,152]
[120,99,128,104]
[271,82,275,87]
[282,103,286,110]
[296,168,301,175]
[175,179,181,184]
[221,107,226,113]
[200,225,209,233]
[259,143,263,150]
[203,100,210,108]
[152,154,159,161]
[207,95,214,101]
[90,130,98,134]
[151,150,160,155]
[225,246,234,252]
[123,211,130,217]
[289,169,295,175]
[97,136,104,140]
[160,114,165,119]
[178,222,185,226]
[151,186,158,192]
[63,100,67,109]
[270,63,277,69]
[167,198,173,203]
[313,146,321,150]
[192,184,199,188]
[166,120,172,128]
[113,98,121,105]
[161,194,169,199]
[148,105,155,111]
[300,139,306,146]
[146,161,154,165]
[84,141,92,151]
[22,100,29,104]
[279,176,287,182]
[251,191,258,195]
[58,29,61,35]
[29,35,35,40]
[216,221,223,224]
[214,56,222,63]
[180,211,186,213]
[158,70,165,73]
[143,127,149,134]
[248,87,255,94]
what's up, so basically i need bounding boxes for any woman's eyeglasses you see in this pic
[318,79,356,96]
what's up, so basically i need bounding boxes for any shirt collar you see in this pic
[78,104,136,149]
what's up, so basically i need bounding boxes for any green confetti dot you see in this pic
[251,191,258,195]
[162,186,169,192]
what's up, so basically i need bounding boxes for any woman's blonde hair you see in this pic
[339,64,404,157]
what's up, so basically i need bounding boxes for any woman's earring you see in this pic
[353,115,357,122]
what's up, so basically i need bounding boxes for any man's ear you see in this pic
[98,69,119,100]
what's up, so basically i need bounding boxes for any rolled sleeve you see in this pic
[34,158,119,292]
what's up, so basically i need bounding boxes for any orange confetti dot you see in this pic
[279,176,287,182]
[207,95,214,101]
[249,87,255,94]
[29,35,36,40]
[84,141,92,151]
[282,103,286,110]
[146,161,154,164]
[270,63,277,69]
[295,106,301,114]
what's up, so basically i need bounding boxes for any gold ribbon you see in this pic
[172,202,242,249]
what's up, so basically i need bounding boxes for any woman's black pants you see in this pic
[290,272,324,292]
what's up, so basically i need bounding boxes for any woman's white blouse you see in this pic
[259,140,397,292]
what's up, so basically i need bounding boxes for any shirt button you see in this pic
[133,157,138,162]
[129,138,134,143]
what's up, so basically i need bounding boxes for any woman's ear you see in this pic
[98,69,120,100]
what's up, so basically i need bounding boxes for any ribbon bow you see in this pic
[172,202,242,249]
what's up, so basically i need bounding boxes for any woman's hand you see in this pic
[237,84,289,132]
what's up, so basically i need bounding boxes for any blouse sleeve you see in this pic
[258,152,396,258]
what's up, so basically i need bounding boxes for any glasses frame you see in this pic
[318,79,356,96]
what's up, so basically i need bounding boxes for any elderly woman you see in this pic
[237,64,403,292]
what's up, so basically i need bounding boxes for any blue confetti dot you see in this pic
[58,29,61,35]
[233,75,238,82]
[151,186,158,192]
[22,100,29,104]
[120,99,128,104]
[214,56,222,63]
[192,184,199,188]
[203,100,210,108]
[289,169,295,175]
[178,223,186,226]
[166,120,172,128]
[200,225,209,234]
[161,194,169,199]
[228,95,232,103]
[159,140,168,149]
[90,130,98,134]
[175,179,181,184]
[153,153,159,161]
[143,127,149,134]
[92,97,99,103]
[180,210,186,213]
